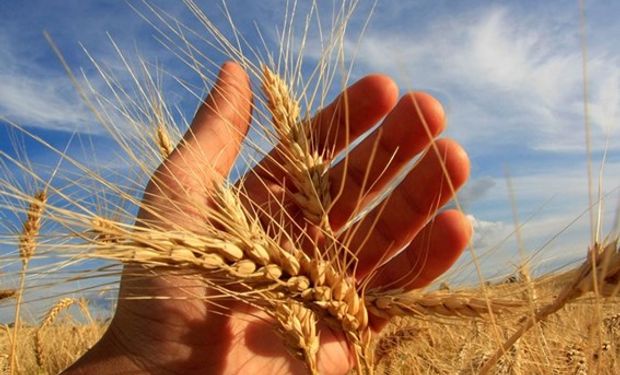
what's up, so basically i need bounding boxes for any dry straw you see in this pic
[480,237,620,374]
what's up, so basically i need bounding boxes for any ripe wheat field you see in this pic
[1,1,619,374]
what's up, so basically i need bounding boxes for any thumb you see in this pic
[140,62,252,226]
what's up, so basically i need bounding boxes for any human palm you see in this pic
[66,62,471,375]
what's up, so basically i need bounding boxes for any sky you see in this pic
[0,0,619,320]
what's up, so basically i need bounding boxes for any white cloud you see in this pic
[344,6,620,153]
[0,73,96,132]
[467,214,510,249]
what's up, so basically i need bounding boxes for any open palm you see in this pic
[65,62,471,375]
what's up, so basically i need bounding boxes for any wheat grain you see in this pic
[156,124,174,158]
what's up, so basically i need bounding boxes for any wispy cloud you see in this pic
[346,6,619,154]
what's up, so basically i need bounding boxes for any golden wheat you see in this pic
[366,290,523,319]
[2,2,619,374]
[273,300,320,375]
[261,65,331,228]
[480,238,620,374]
[10,190,47,375]
[18,190,46,265]
[156,125,174,159]
[35,298,77,368]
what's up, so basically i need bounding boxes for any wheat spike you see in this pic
[156,124,174,158]
[565,344,588,375]
[19,190,46,264]
[90,192,374,373]
[273,300,320,375]
[603,313,620,338]
[366,291,523,319]
[9,190,47,375]
[261,65,331,226]
[495,344,521,375]
[35,298,76,368]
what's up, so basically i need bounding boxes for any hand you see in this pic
[65,62,471,374]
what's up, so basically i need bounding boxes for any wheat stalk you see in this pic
[35,298,77,368]
[9,190,46,375]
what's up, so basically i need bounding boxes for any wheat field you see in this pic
[1,1,619,374]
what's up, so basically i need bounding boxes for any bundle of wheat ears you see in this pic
[1,1,619,374]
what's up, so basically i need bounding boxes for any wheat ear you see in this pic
[35,298,77,368]
[480,238,620,374]
[260,67,373,372]
[261,65,331,227]
[603,313,620,338]
[9,190,46,375]
[92,226,373,373]
[156,124,174,158]
[366,290,523,319]
[272,300,320,375]
[18,191,46,264]
[90,190,373,373]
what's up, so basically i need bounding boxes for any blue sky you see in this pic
[1,0,619,320]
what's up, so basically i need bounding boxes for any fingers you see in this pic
[368,209,472,291]
[247,75,399,184]
[139,62,252,226]
[341,139,470,278]
[329,92,446,229]
[311,75,399,154]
